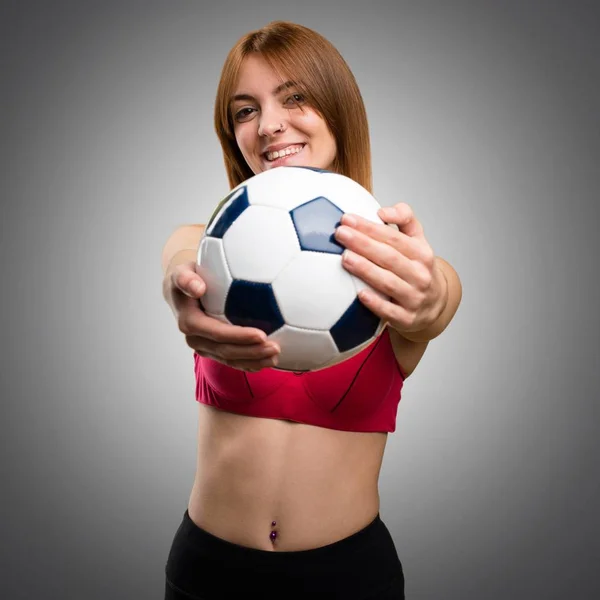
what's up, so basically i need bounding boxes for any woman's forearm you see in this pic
[161,224,206,276]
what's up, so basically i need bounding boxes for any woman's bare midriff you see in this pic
[187,403,388,552]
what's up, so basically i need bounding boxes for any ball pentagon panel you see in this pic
[206,186,250,239]
[224,280,285,336]
[330,297,383,352]
[290,197,344,255]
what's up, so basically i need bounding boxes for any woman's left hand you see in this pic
[334,202,448,335]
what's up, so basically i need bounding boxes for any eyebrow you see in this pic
[230,80,297,104]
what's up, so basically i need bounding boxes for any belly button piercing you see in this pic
[270,521,277,543]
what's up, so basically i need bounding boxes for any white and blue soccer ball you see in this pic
[196,166,389,372]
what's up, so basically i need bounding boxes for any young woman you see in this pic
[162,21,462,599]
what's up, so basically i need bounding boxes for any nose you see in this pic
[258,106,287,137]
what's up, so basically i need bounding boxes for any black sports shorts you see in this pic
[165,509,405,599]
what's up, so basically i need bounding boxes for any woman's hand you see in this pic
[163,260,280,371]
[334,203,448,335]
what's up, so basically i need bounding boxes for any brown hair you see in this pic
[214,21,372,192]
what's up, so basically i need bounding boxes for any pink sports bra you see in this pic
[193,328,406,433]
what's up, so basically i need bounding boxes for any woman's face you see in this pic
[231,54,337,175]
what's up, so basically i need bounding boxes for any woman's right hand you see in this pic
[163,260,280,371]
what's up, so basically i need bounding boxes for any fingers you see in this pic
[191,339,281,371]
[167,263,266,343]
[179,308,268,345]
[338,212,424,262]
[378,203,424,239]
[167,260,281,371]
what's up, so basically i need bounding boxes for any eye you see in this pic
[285,93,306,106]
[234,107,256,122]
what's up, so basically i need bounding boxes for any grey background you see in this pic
[2,1,599,598]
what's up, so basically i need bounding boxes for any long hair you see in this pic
[214,21,372,192]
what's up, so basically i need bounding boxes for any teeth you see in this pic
[266,145,303,161]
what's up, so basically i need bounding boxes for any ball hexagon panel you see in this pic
[225,280,285,335]
[272,252,355,330]
[223,205,300,282]
[290,197,344,255]
[196,236,232,315]
[348,272,389,304]
[319,173,383,222]
[245,167,325,211]
[267,326,338,372]
[293,166,329,174]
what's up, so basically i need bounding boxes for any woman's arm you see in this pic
[161,224,206,276]
[400,256,462,343]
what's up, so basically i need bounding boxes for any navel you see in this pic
[269,520,278,544]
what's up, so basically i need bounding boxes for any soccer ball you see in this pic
[196,166,389,372]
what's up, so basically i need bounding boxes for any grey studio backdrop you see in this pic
[2,1,599,599]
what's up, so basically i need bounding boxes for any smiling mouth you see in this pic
[264,144,305,162]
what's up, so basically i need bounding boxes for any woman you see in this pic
[162,21,462,599]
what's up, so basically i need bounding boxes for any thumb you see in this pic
[172,261,206,298]
[187,278,205,298]
[188,263,211,298]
